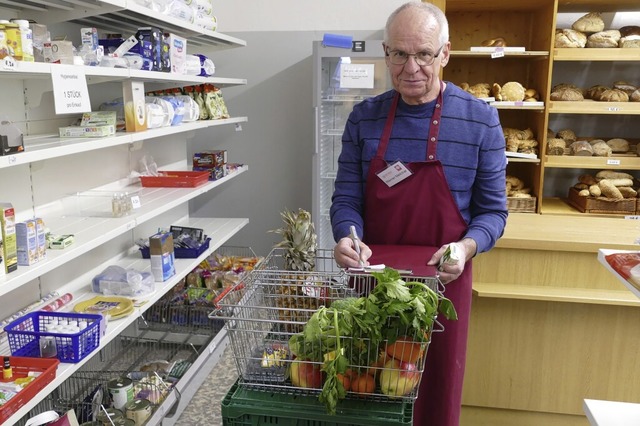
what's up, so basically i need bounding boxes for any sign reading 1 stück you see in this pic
[50,65,91,114]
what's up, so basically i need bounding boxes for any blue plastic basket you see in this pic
[5,311,102,363]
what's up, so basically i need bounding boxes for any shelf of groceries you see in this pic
[0,165,248,297]
[0,215,247,425]
[4,0,246,49]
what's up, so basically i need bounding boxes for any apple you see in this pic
[379,358,420,397]
[289,359,324,389]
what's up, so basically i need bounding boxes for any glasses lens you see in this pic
[388,49,438,66]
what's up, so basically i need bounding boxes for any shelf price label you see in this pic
[50,65,91,114]
[491,48,505,59]
[2,57,16,70]
[607,159,621,165]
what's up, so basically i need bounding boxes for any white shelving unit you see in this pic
[0,2,249,424]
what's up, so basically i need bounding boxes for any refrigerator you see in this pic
[312,39,392,250]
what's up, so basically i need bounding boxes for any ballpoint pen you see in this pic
[349,225,364,267]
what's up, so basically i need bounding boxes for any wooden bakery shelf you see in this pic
[450,50,549,58]
[472,282,640,306]
[543,155,640,169]
[548,100,640,115]
[553,48,640,61]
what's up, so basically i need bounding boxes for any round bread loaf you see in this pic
[557,129,577,142]
[619,25,640,37]
[591,141,612,157]
[550,88,584,101]
[619,35,640,48]
[599,88,629,102]
[555,29,588,48]
[546,138,566,156]
[606,138,630,152]
[586,85,610,100]
[630,89,640,102]
[613,81,637,96]
[572,12,605,33]
[570,140,594,156]
[587,30,621,48]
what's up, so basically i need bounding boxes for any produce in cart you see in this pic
[287,268,457,414]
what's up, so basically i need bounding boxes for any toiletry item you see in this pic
[3,356,12,380]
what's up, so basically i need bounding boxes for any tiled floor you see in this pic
[175,344,238,425]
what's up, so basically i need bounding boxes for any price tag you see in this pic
[130,195,142,209]
[235,123,243,132]
[624,215,640,220]
[606,107,621,112]
[50,65,91,114]
[491,48,505,59]
[2,57,16,70]
[607,159,621,165]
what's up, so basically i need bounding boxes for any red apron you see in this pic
[363,87,472,426]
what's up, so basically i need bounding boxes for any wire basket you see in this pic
[214,248,444,405]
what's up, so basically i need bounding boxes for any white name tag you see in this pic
[377,161,412,187]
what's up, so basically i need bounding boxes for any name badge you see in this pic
[377,161,412,187]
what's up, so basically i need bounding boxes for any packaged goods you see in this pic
[193,150,227,168]
[0,203,17,274]
[16,219,37,266]
[149,232,175,282]
[123,81,147,132]
[11,20,33,62]
[167,33,186,74]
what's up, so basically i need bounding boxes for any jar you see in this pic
[3,22,22,60]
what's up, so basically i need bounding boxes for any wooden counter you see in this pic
[461,213,640,426]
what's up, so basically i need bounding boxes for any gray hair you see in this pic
[384,2,449,46]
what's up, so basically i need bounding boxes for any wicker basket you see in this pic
[507,196,536,213]
[566,187,636,214]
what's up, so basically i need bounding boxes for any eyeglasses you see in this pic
[385,45,445,66]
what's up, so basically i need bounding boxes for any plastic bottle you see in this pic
[11,20,33,62]
[112,193,122,217]
[3,357,12,380]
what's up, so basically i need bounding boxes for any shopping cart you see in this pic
[213,248,446,412]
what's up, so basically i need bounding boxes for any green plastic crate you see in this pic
[221,381,414,426]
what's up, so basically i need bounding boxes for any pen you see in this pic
[349,225,364,267]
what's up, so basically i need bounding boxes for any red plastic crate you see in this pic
[140,171,210,188]
[0,356,60,424]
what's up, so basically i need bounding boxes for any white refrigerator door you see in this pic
[312,40,391,250]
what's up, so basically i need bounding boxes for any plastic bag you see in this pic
[92,265,155,297]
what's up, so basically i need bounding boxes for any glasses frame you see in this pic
[385,44,445,67]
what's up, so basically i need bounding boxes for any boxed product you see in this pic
[59,125,115,138]
[43,40,74,64]
[16,219,37,266]
[193,150,227,168]
[193,165,225,181]
[168,33,187,74]
[149,231,175,282]
[35,217,47,261]
[0,203,17,274]
[123,80,147,132]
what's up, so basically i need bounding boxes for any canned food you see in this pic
[108,377,134,410]
[124,398,152,425]
[96,407,123,426]
[112,418,135,426]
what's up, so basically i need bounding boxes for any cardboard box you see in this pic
[149,232,175,282]
[122,80,147,132]
[80,111,117,127]
[168,33,187,74]
[16,220,37,266]
[193,150,227,168]
[35,217,46,261]
[0,203,18,274]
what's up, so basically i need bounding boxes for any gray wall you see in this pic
[190,30,381,256]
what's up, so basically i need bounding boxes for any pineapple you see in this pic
[270,208,317,272]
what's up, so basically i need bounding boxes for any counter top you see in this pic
[497,213,640,252]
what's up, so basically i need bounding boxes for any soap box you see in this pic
[16,219,38,266]
[0,203,18,274]
[149,232,175,282]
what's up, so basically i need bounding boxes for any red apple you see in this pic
[289,359,324,389]
[379,358,420,397]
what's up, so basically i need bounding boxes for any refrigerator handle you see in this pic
[314,106,319,155]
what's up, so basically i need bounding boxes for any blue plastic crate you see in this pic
[5,311,102,363]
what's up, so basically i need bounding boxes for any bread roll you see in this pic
[606,138,630,152]
[587,30,621,48]
[570,140,594,156]
[619,35,640,48]
[589,184,602,197]
[547,138,566,155]
[481,37,507,47]
[524,88,539,101]
[595,170,634,180]
[598,179,624,200]
[555,29,588,48]
[557,129,577,142]
[579,174,597,185]
[578,189,591,197]
[599,88,629,102]
[592,141,612,157]
[619,186,638,198]
[630,89,640,102]
[586,85,610,100]
[574,183,589,191]
[493,82,526,102]
[466,83,491,98]
[550,88,584,101]
[572,12,605,33]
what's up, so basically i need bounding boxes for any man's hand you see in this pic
[427,238,477,284]
[334,237,372,269]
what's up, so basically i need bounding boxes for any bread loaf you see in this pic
[619,26,640,38]
[551,88,584,101]
[598,179,624,200]
[613,81,637,96]
[557,129,577,142]
[555,29,588,48]
[606,178,634,187]
[587,30,621,48]
[572,12,605,33]
[579,174,598,186]
[595,170,634,180]
[493,82,526,102]
[606,138,630,152]
[586,85,610,101]
[592,140,612,157]
[570,140,594,156]
[546,138,566,155]
[589,184,602,197]
[619,186,638,198]
[619,35,640,48]
[599,88,629,102]
[630,89,640,102]
[481,37,507,47]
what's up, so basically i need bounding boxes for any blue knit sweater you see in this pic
[330,84,508,254]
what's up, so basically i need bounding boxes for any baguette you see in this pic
[598,179,624,200]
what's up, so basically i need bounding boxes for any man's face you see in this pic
[383,10,449,105]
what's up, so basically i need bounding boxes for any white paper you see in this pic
[50,65,91,114]
[340,63,375,89]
